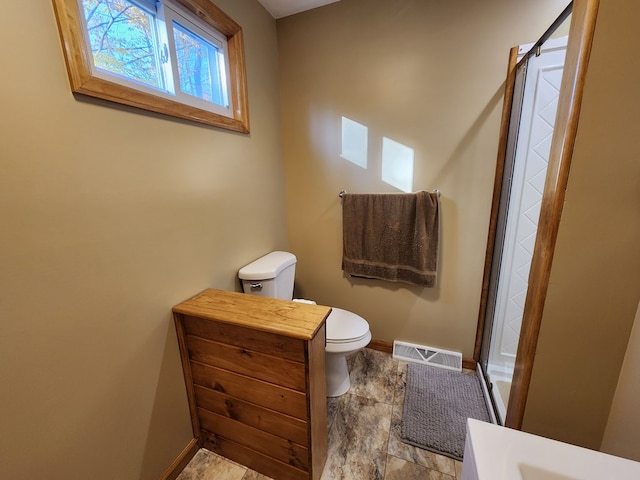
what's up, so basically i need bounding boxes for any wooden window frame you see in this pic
[52,0,250,133]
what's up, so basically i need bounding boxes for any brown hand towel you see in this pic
[341,191,439,287]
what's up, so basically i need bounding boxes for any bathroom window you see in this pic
[52,0,249,133]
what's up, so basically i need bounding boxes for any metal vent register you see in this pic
[392,341,462,371]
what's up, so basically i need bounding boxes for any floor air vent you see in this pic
[392,341,462,371]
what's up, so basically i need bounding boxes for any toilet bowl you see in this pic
[238,251,371,397]
[324,307,372,396]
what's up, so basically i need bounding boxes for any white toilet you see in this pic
[238,251,371,397]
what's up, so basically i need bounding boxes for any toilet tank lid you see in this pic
[238,251,297,280]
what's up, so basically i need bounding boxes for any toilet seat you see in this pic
[292,301,371,354]
[326,307,370,343]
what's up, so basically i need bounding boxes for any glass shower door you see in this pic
[481,34,568,424]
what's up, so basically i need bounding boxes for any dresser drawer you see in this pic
[186,334,306,391]
[199,408,309,470]
[194,384,308,445]
[182,314,306,363]
[190,361,308,419]
[202,431,308,480]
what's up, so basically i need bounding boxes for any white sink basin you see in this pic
[461,418,640,480]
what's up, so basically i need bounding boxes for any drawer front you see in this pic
[194,384,308,446]
[182,315,306,363]
[199,408,309,470]
[191,361,308,420]
[186,335,306,391]
[202,431,308,480]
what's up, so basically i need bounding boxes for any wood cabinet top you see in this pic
[173,289,330,340]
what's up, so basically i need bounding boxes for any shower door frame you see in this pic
[473,0,600,429]
[478,45,528,424]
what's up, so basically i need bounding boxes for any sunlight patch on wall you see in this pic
[341,117,368,168]
[382,137,414,192]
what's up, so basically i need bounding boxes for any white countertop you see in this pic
[461,418,640,480]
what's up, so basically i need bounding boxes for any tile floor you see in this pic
[176,348,463,480]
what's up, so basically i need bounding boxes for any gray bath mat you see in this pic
[401,363,491,460]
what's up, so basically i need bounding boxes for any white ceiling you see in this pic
[257,0,341,19]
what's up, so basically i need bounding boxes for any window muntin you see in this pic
[53,0,249,132]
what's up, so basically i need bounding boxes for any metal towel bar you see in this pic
[338,189,440,198]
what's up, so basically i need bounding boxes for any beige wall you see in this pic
[522,0,640,450]
[0,1,285,479]
[601,301,640,461]
[277,0,570,356]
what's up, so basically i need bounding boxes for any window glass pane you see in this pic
[173,21,227,107]
[81,0,162,89]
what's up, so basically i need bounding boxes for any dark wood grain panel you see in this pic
[173,315,201,437]
[182,314,305,363]
[305,324,327,480]
[199,408,309,470]
[194,384,308,446]
[202,430,307,480]
[190,361,308,419]
[186,335,306,391]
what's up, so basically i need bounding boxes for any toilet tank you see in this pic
[238,251,297,300]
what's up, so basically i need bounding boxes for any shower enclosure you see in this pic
[479,6,572,425]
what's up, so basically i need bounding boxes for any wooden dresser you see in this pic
[173,289,330,480]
